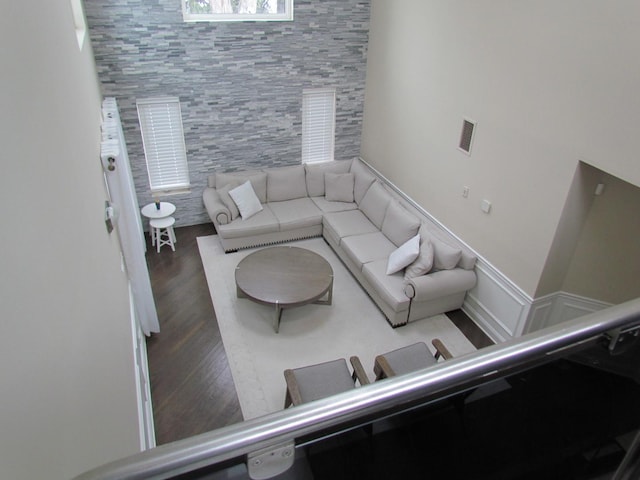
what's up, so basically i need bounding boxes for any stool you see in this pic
[150,216,176,253]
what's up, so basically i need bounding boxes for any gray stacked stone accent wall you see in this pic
[85,0,370,227]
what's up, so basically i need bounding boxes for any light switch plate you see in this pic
[481,199,491,213]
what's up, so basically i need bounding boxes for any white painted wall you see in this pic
[0,1,142,478]
[562,172,640,304]
[362,0,640,298]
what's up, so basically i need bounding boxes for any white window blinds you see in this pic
[136,97,190,193]
[302,88,336,164]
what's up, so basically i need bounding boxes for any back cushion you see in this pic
[266,165,307,202]
[216,171,268,203]
[358,182,391,229]
[350,158,377,204]
[304,160,352,197]
[381,201,421,247]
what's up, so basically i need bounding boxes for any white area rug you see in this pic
[197,235,476,420]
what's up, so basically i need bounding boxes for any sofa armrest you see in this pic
[403,269,477,302]
[202,188,231,226]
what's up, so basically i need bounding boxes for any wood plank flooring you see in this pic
[145,224,494,445]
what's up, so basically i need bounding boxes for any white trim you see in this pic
[526,291,613,333]
[129,283,156,450]
[464,262,531,342]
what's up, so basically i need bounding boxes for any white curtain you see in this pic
[101,97,160,335]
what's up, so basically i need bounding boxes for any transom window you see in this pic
[182,0,293,22]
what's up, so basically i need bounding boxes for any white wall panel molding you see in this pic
[527,292,612,333]
[464,262,532,343]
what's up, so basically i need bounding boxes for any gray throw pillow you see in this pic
[431,236,462,270]
[381,200,421,247]
[325,173,354,202]
[404,237,435,280]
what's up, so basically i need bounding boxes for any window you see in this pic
[302,88,336,164]
[182,0,293,22]
[136,97,190,194]
[69,0,87,50]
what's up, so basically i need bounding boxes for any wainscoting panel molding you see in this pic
[526,292,612,334]
[464,262,532,342]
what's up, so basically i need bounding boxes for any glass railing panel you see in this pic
[74,298,640,480]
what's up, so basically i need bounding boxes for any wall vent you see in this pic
[458,118,476,155]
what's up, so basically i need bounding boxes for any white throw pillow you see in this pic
[386,234,420,275]
[229,180,263,220]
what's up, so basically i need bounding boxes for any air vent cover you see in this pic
[458,118,476,155]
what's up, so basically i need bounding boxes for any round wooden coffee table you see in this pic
[235,246,334,333]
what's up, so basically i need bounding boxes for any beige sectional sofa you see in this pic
[202,158,477,327]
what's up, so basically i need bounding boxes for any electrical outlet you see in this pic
[462,186,469,198]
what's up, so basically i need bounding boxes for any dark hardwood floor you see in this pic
[145,223,243,445]
[145,224,494,445]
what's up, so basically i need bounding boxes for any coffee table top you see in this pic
[235,246,333,308]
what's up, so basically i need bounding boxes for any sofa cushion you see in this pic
[341,232,397,270]
[431,236,463,270]
[311,197,358,214]
[218,181,242,220]
[216,171,267,203]
[325,173,354,203]
[269,198,323,231]
[404,237,434,280]
[229,181,263,220]
[350,158,377,205]
[266,165,307,202]
[362,259,411,312]
[216,205,279,239]
[305,160,352,197]
[386,233,420,275]
[322,210,379,246]
[359,182,392,229]
[381,200,421,247]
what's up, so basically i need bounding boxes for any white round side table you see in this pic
[141,202,177,248]
[141,201,176,219]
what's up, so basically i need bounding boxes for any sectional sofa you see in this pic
[202,158,477,327]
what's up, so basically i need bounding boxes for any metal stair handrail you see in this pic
[74,298,640,480]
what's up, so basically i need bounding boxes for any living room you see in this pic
[85,0,640,336]
[3,1,640,479]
